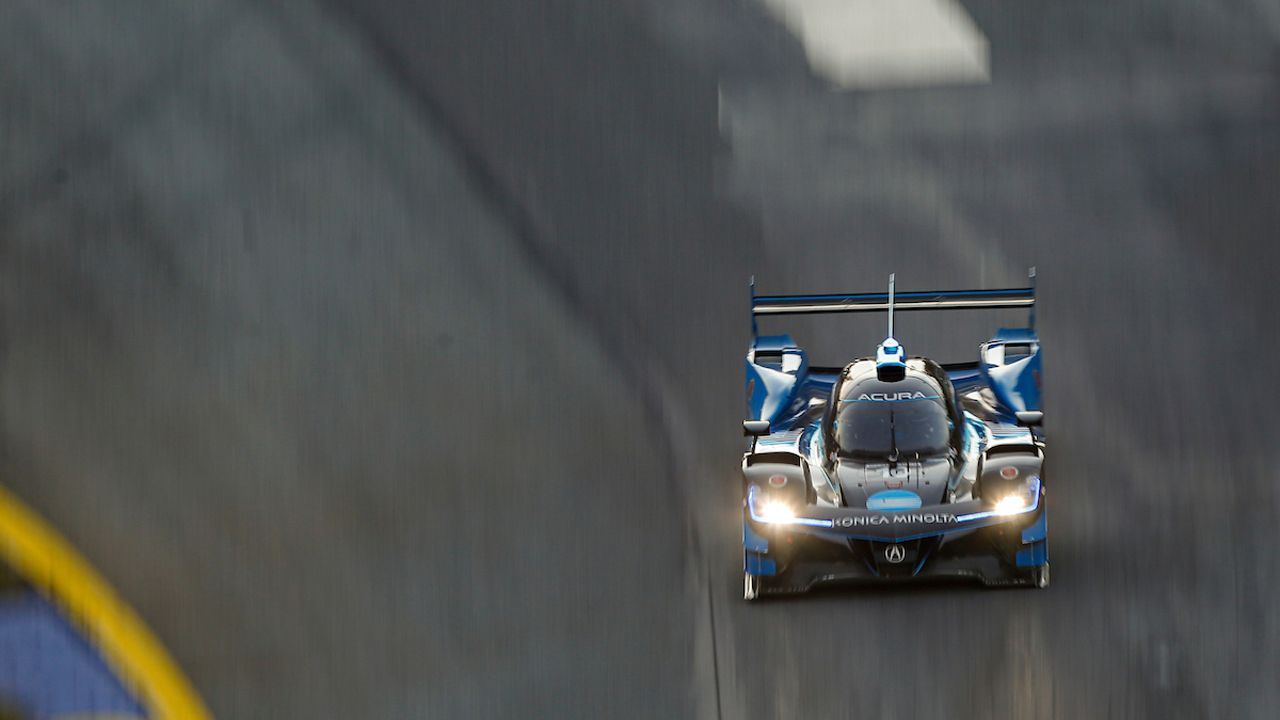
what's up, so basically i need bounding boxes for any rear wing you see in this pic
[750,269,1037,338]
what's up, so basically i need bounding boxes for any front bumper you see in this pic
[744,504,1048,592]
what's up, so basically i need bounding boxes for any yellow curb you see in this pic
[0,484,211,720]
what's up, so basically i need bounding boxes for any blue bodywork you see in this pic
[744,334,808,430]
[1016,511,1050,567]
[982,327,1043,416]
[745,327,1042,428]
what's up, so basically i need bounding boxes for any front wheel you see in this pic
[744,572,763,601]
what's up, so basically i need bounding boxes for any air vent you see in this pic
[746,452,803,467]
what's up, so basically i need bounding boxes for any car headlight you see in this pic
[992,476,1041,515]
[756,500,796,523]
[747,485,795,524]
[993,494,1026,515]
[746,485,833,527]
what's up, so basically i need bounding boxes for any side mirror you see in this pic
[743,420,771,436]
[1015,411,1044,427]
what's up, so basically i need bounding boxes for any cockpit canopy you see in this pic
[833,375,951,460]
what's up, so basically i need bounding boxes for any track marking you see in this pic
[762,0,989,88]
[0,484,211,720]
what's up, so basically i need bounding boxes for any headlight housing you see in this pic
[992,475,1041,516]
[756,498,796,523]
[746,485,832,527]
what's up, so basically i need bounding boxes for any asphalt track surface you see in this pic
[3,0,1279,717]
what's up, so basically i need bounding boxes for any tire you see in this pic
[744,572,763,601]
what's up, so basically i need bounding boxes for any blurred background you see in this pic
[1,0,1278,717]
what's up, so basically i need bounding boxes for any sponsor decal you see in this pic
[1000,466,1019,480]
[833,512,958,527]
[854,391,934,402]
[768,474,788,487]
[884,544,906,563]
[866,489,922,512]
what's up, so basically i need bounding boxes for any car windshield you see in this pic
[835,386,950,459]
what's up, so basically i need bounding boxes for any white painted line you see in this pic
[762,0,990,89]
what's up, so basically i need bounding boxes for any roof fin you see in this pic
[876,273,906,381]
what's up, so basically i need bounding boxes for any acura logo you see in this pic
[857,391,929,402]
[884,544,906,563]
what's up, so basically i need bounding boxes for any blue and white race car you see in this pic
[742,273,1048,599]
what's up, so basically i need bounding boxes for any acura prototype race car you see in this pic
[742,272,1048,599]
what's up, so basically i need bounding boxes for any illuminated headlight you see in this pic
[756,500,796,523]
[993,494,1026,515]
[993,476,1042,516]
[747,485,796,524]
[746,485,834,527]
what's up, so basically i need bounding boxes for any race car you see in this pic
[741,272,1048,599]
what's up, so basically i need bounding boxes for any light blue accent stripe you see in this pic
[866,490,922,512]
